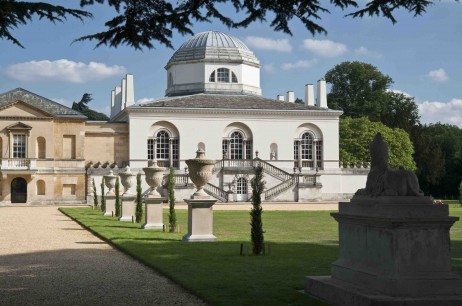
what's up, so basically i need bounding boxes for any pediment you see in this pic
[6,122,33,131]
[0,101,53,118]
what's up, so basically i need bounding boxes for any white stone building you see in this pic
[108,31,368,202]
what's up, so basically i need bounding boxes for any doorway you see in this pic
[236,177,248,202]
[11,177,27,203]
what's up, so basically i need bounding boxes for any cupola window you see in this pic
[209,71,215,82]
[209,68,238,83]
[231,72,238,83]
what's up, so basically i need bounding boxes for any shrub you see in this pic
[168,168,177,232]
[100,179,106,212]
[115,177,121,217]
[135,173,143,223]
[250,165,265,255]
[92,178,98,208]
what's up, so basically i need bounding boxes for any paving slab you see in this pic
[0,206,207,306]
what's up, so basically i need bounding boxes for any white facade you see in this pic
[108,31,368,202]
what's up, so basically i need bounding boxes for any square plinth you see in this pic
[119,195,136,222]
[182,197,217,242]
[104,195,116,216]
[141,197,166,230]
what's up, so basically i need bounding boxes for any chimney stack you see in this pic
[305,84,314,106]
[277,95,285,101]
[316,79,327,108]
[125,74,135,108]
[287,91,295,103]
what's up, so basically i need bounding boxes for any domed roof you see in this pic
[166,31,260,68]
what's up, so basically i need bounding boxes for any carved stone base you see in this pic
[141,197,166,229]
[182,198,217,242]
[305,197,462,304]
[119,195,136,222]
[103,195,116,216]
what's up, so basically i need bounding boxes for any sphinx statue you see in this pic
[356,133,423,197]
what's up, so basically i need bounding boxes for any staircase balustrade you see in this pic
[204,183,228,202]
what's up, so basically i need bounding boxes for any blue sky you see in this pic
[1,1,462,127]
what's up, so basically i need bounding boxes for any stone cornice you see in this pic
[0,116,53,121]
[125,106,342,118]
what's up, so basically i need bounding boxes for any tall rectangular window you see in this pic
[13,134,26,158]
[316,141,322,161]
[147,139,154,160]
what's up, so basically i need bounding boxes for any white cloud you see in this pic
[51,98,72,108]
[282,59,318,70]
[354,46,382,58]
[418,98,462,127]
[387,89,412,97]
[136,97,155,104]
[263,63,276,73]
[5,59,126,83]
[302,39,347,57]
[426,68,448,82]
[244,36,292,53]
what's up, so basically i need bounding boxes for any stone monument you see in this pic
[142,160,166,229]
[103,170,117,216]
[118,166,137,222]
[305,133,462,305]
[183,148,217,242]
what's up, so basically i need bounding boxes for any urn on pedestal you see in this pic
[103,170,117,195]
[186,148,215,199]
[119,166,137,196]
[183,149,217,242]
[143,160,167,197]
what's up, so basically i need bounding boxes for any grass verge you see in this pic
[60,207,462,306]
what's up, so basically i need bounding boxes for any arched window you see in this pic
[230,131,243,159]
[231,72,238,83]
[237,177,247,195]
[209,71,215,82]
[36,180,45,195]
[36,137,46,159]
[217,68,230,83]
[294,131,323,169]
[147,130,179,168]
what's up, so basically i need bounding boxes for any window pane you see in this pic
[230,131,243,159]
[156,131,170,159]
[147,139,154,160]
[231,72,238,83]
[217,68,229,83]
[13,135,26,158]
[209,71,215,82]
[301,133,313,160]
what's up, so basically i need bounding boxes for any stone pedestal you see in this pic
[119,195,136,222]
[305,196,462,305]
[141,197,166,229]
[182,198,217,242]
[104,195,116,216]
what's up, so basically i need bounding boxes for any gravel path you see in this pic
[0,206,207,306]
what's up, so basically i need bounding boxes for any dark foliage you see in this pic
[92,178,98,208]
[115,177,121,217]
[167,167,177,232]
[250,165,265,255]
[135,173,143,223]
[72,93,109,121]
[2,0,450,49]
[100,179,106,212]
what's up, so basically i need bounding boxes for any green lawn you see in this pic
[60,207,462,306]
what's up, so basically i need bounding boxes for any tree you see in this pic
[2,1,450,49]
[135,173,143,223]
[409,124,445,195]
[459,181,462,205]
[340,117,416,171]
[100,179,106,212]
[167,168,177,232]
[92,178,98,209]
[426,123,462,199]
[380,92,420,133]
[115,177,121,217]
[295,98,304,104]
[325,61,393,120]
[250,165,265,255]
[72,93,109,121]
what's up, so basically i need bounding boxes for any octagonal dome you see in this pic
[166,31,260,69]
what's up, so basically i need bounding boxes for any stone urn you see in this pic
[119,166,137,196]
[186,149,216,198]
[143,160,166,197]
[103,170,117,195]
